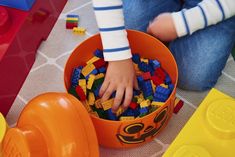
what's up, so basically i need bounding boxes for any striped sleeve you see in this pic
[171,0,235,37]
[92,0,132,61]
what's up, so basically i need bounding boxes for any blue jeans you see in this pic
[122,0,235,91]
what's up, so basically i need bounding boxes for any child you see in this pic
[92,0,235,112]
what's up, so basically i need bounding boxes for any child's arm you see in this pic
[148,0,235,41]
[92,0,138,112]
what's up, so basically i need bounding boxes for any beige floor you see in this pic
[6,0,235,157]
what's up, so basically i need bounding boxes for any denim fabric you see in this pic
[122,0,235,91]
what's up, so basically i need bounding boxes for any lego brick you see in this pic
[151,101,165,107]
[94,49,104,58]
[66,22,78,29]
[163,89,235,157]
[101,99,114,111]
[82,64,96,77]
[120,116,135,121]
[153,93,168,102]
[98,67,106,73]
[88,92,95,106]
[86,56,100,65]
[0,0,36,11]
[142,72,151,80]
[66,17,79,21]
[71,67,81,87]
[93,59,106,69]
[95,73,104,80]
[155,67,166,80]
[116,107,124,117]
[173,98,184,114]
[140,100,151,108]
[67,14,79,18]
[150,59,160,70]
[132,53,140,64]
[79,79,86,95]
[129,102,138,110]
[73,27,86,35]
[107,109,118,120]
[155,86,171,97]
[0,0,67,116]
[94,99,102,109]
[75,86,86,101]
[138,62,151,72]
[160,83,168,89]
[87,74,96,90]
[151,76,164,86]
[168,83,175,91]
[165,75,171,85]
[139,107,148,116]
[141,58,149,64]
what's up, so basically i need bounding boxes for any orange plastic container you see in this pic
[64,30,178,148]
[2,93,99,157]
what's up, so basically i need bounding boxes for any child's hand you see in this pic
[99,59,138,112]
[147,13,177,42]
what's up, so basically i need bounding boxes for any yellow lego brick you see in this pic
[81,64,95,77]
[73,27,86,35]
[160,83,168,88]
[120,116,135,121]
[151,101,165,107]
[163,88,235,157]
[116,107,124,117]
[133,63,142,76]
[86,56,100,64]
[101,99,114,111]
[88,92,95,106]
[140,100,151,108]
[141,58,149,64]
[95,99,102,108]
[66,17,79,21]
[82,100,92,113]
[87,74,96,90]
[137,97,144,104]
[79,79,86,95]
[151,80,156,93]
[95,73,105,80]
[90,111,99,117]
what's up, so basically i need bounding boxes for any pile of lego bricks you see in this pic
[69,50,175,121]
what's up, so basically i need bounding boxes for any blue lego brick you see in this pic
[0,0,36,11]
[71,67,82,87]
[137,76,144,87]
[107,109,118,120]
[142,81,153,98]
[93,84,101,98]
[168,83,174,91]
[94,49,104,58]
[133,90,141,96]
[98,67,106,73]
[67,14,79,18]
[133,108,140,117]
[165,75,171,85]
[153,93,168,102]
[155,86,171,96]
[139,107,148,114]
[122,108,135,117]
[85,69,98,80]
[132,54,141,64]
[150,59,160,70]
[138,62,151,72]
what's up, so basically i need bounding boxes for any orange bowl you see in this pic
[64,30,178,148]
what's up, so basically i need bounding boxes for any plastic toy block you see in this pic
[73,27,86,35]
[139,107,148,115]
[0,0,67,116]
[155,67,166,80]
[142,72,151,80]
[66,22,78,29]
[141,58,149,64]
[168,83,174,91]
[133,63,142,76]
[150,59,160,70]
[140,100,151,108]
[75,86,86,101]
[150,80,156,93]
[155,86,171,97]
[120,116,135,121]
[98,67,106,73]
[122,109,135,117]
[137,97,144,104]
[68,87,79,98]
[95,73,105,80]
[82,64,96,77]
[173,98,184,114]
[137,76,144,87]
[165,75,171,85]
[93,59,106,69]
[94,99,102,109]
[107,109,118,120]
[132,54,141,64]
[0,0,36,11]
[101,99,114,111]
[87,74,96,90]
[151,76,164,86]
[151,101,165,107]
[160,83,168,89]
[116,107,124,117]
[79,79,86,95]
[146,95,153,101]
[94,49,104,58]
[88,92,95,106]
[67,14,79,18]
[163,88,235,157]
[142,81,153,98]
[71,67,81,87]
[138,62,151,72]
[86,56,100,64]
[153,93,168,102]
[129,102,138,110]
[93,85,101,98]
[66,18,78,22]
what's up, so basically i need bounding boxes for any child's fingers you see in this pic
[122,86,133,109]
[101,84,115,102]
[112,87,125,112]
[99,79,109,97]
[134,78,139,90]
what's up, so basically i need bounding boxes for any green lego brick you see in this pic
[146,95,153,101]
[68,87,79,98]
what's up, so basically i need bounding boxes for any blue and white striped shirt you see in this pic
[93,0,235,61]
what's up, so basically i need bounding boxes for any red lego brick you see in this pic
[142,72,151,80]
[93,59,106,69]
[129,102,138,110]
[75,86,86,101]
[154,67,166,80]
[174,99,184,114]
[151,76,164,86]
[0,0,67,116]
[66,22,77,29]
